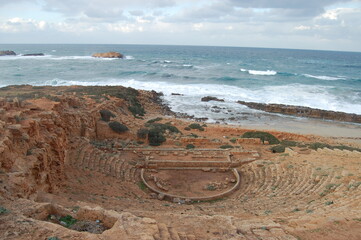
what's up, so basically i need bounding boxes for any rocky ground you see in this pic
[0,85,360,240]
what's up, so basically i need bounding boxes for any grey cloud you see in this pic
[0,0,31,7]
[129,10,144,16]
[166,1,325,23]
[228,0,352,9]
[39,0,177,22]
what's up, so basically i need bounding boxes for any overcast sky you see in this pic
[0,0,361,51]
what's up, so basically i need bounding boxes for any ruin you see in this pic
[1,85,361,240]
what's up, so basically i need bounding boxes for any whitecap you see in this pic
[303,74,346,81]
[240,68,277,76]
[248,70,277,76]
[182,64,193,68]
[38,78,361,115]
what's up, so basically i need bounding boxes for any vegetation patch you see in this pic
[188,123,205,131]
[229,138,237,143]
[137,128,149,139]
[143,122,181,146]
[270,145,286,153]
[146,117,163,124]
[148,128,166,146]
[186,144,195,149]
[307,142,361,152]
[280,140,298,147]
[138,181,148,191]
[220,144,234,149]
[99,109,116,122]
[205,184,217,191]
[325,201,334,206]
[0,206,9,215]
[242,131,280,145]
[108,121,129,133]
[59,215,78,228]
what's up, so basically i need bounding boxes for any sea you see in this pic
[1,44,361,136]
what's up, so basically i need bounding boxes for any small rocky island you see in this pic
[92,51,123,58]
[0,50,16,56]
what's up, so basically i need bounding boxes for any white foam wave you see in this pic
[248,70,277,76]
[182,64,193,68]
[125,55,134,60]
[240,68,277,76]
[42,78,361,115]
[303,74,346,81]
[0,55,52,60]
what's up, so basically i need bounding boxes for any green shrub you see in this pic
[47,237,61,240]
[138,181,147,191]
[308,142,331,150]
[144,122,181,146]
[220,144,234,149]
[146,117,162,124]
[184,127,191,131]
[242,131,280,145]
[280,140,298,147]
[270,145,285,153]
[108,121,129,133]
[0,206,9,215]
[59,215,77,228]
[188,123,205,131]
[128,105,145,117]
[99,109,115,122]
[148,128,166,146]
[186,144,195,149]
[325,201,334,206]
[230,138,237,143]
[147,123,180,134]
[307,142,361,152]
[137,128,149,139]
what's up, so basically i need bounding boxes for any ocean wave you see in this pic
[40,78,361,115]
[240,68,277,76]
[303,74,346,81]
[249,70,277,76]
[0,55,52,60]
[182,64,193,68]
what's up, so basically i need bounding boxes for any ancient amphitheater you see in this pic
[0,85,360,240]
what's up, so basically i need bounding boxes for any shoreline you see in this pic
[165,99,361,141]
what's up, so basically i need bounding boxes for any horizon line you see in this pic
[1,43,360,54]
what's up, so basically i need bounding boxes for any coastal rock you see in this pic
[201,96,225,102]
[22,53,44,56]
[237,100,361,124]
[92,52,123,58]
[0,50,16,56]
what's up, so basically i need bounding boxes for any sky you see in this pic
[0,0,361,52]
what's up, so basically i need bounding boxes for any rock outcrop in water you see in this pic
[92,52,123,58]
[0,50,16,56]
[237,100,361,123]
[201,96,225,102]
[22,53,44,56]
